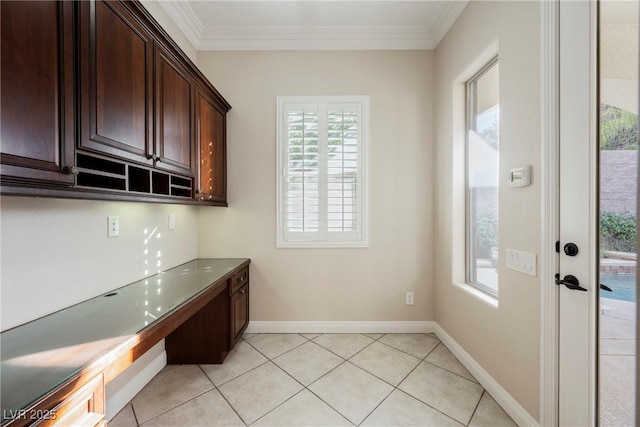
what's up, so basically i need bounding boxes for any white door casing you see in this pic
[558,1,599,425]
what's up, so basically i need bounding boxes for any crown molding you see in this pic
[431,0,468,47]
[156,0,204,49]
[198,25,434,51]
[158,1,468,51]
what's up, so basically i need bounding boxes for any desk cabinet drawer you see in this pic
[229,267,248,295]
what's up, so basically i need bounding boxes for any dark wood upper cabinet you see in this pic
[154,45,194,177]
[196,86,227,204]
[1,0,231,205]
[79,0,154,165]
[0,1,75,186]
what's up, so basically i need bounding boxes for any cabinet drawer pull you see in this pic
[238,276,244,282]
[239,289,246,294]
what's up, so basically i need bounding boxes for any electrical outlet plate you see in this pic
[405,292,414,305]
[107,216,119,237]
[168,214,176,230]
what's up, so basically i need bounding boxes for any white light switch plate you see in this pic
[506,248,537,277]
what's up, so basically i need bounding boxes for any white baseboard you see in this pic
[432,324,539,427]
[105,341,167,421]
[245,320,436,334]
[246,320,537,426]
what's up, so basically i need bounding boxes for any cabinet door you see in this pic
[230,284,249,346]
[195,87,227,203]
[0,1,75,186]
[155,45,194,176]
[79,0,153,165]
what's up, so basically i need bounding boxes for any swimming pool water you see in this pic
[600,274,636,302]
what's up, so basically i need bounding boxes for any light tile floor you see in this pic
[110,333,516,427]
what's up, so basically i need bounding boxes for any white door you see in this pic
[558,1,598,425]
[558,1,638,425]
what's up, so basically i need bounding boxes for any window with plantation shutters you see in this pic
[277,96,369,248]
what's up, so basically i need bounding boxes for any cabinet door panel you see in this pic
[231,285,248,346]
[0,1,74,185]
[80,0,153,165]
[155,46,193,176]
[196,88,226,202]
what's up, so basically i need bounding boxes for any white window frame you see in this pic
[276,95,370,248]
[465,57,499,296]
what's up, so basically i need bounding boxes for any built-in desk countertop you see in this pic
[0,258,250,426]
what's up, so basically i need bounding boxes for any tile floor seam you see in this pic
[136,387,216,426]
[354,385,396,426]
[422,359,480,385]
[393,388,467,427]
[348,354,419,389]
[372,339,434,363]
[309,334,374,361]
[211,382,250,427]
[130,403,140,427]
[208,359,270,388]
[302,382,357,426]
[466,389,486,426]
[309,341,352,361]
[344,335,379,362]
[247,387,308,426]
[377,334,442,361]
[197,364,218,388]
[245,333,308,360]
[394,383,472,426]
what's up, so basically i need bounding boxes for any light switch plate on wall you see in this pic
[506,248,537,276]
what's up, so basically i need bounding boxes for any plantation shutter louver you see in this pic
[278,97,369,247]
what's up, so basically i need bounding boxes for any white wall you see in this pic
[433,1,541,420]
[0,197,198,330]
[196,50,435,323]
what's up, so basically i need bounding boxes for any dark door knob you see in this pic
[563,243,579,256]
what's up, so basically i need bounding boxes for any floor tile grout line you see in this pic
[422,359,482,386]
[355,384,396,426]
[466,389,486,426]
[197,364,218,388]
[212,377,252,426]
[391,387,467,427]
[302,380,358,426]
[310,334,376,361]
[129,403,140,427]
[426,342,480,384]
[135,386,216,426]
[244,333,308,361]
[247,387,308,426]
[213,359,271,388]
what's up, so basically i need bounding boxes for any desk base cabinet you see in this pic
[165,290,230,364]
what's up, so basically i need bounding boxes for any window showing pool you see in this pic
[600,274,636,302]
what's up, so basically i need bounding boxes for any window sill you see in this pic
[277,241,370,249]
[453,282,499,308]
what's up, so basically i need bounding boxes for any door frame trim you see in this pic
[540,0,560,425]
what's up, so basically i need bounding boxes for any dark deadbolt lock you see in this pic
[563,243,579,256]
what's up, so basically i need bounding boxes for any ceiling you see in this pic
[157,1,468,51]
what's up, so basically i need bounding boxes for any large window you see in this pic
[466,58,499,295]
[277,96,369,248]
